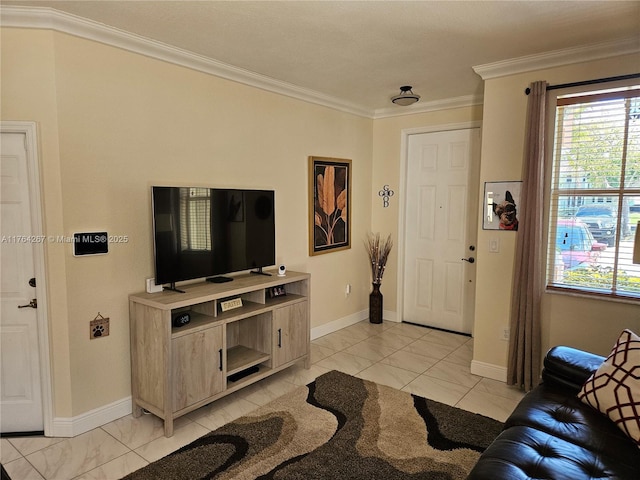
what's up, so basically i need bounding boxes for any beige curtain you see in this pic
[507,80,547,391]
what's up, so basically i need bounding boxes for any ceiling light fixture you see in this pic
[391,86,420,106]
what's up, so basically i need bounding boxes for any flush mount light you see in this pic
[391,86,420,106]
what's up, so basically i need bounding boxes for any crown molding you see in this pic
[473,37,640,80]
[373,94,483,119]
[0,5,374,118]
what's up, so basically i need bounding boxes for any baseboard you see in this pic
[470,360,507,383]
[50,396,132,437]
[311,310,367,339]
[310,308,399,340]
[48,311,397,437]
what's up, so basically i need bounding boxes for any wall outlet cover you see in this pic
[146,278,163,293]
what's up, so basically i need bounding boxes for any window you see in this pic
[547,85,640,299]
[180,187,211,251]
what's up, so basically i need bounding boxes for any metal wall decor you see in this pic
[378,185,394,208]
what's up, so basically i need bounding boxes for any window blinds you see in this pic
[547,87,640,298]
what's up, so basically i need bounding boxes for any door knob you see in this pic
[18,298,37,309]
[461,257,475,264]
[29,277,36,287]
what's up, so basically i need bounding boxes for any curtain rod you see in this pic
[524,73,640,95]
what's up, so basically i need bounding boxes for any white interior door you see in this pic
[1,131,44,433]
[403,128,480,334]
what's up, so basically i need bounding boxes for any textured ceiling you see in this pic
[3,1,640,112]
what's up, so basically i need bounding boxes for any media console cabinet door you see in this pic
[273,302,309,367]
[172,325,224,412]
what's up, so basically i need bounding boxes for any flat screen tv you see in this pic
[152,186,275,290]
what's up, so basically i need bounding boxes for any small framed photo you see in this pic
[483,181,522,231]
[309,156,351,256]
[268,285,287,299]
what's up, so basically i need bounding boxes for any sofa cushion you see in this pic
[578,329,640,447]
[504,384,640,466]
[466,425,640,480]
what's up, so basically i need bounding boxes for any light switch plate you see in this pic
[489,238,500,253]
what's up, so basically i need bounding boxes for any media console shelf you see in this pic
[129,270,310,437]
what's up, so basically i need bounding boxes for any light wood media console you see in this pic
[129,270,310,436]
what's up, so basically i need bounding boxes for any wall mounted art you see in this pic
[483,181,522,231]
[309,156,352,255]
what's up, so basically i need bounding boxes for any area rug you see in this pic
[123,370,503,480]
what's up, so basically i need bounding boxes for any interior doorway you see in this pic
[399,124,481,334]
[0,122,52,435]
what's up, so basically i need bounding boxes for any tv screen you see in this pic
[152,186,275,286]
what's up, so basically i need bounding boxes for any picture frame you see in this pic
[483,181,522,230]
[309,156,352,255]
[267,285,287,298]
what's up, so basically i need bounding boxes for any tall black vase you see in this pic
[369,282,383,324]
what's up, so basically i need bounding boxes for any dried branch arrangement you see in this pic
[365,232,393,285]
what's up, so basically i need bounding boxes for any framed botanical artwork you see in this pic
[309,156,352,255]
[483,181,522,230]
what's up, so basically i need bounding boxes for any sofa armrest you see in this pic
[541,346,605,392]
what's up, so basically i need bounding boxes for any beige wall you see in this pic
[1,28,372,416]
[474,53,640,373]
[371,107,484,311]
[2,25,639,421]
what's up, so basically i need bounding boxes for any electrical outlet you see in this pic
[90,316,110,339]
[345,283,351,297]
[501,327,510,341]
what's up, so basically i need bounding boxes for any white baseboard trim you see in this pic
[311,310,367,339]
[49,310,399,437]
[470,360,507,383]
[51,396,132,437]
[310,308,400,340]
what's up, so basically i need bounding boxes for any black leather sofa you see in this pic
[467,346,640,479]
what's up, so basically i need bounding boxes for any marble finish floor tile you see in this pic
[386,322,432,339]
[1,438,22,463]
[6,321,530,480]
[427,329,471,348]
[379,348,439,374]
[74,451,148,480]
[4,457,45,480]
[316,351,375,376]
[423,359,483,389]
[310,343,336,364]
[366,331,415,350]
[312,330,361,351]
[443,342,474,366]
[6,436,64,458]
[456,388,523,422]
[280,363,330,386]
[343,339,397,362]
[188,394,260,431]
[25,428,129,480]
[402,374,471,406]
[403,338,458,360]
[101,412,167,450]
[133,421,210,463]
[472,377,527,402]
[357,363,419,390]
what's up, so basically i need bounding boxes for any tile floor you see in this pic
[1,320,525,480]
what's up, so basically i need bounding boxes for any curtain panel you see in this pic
[507,80,547,391]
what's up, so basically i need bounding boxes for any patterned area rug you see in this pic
[123,370,503,480]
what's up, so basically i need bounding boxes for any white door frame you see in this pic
[396,121,482,326]
[1,121,53,436]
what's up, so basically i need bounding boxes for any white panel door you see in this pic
[403,129,480,334]
[0,132,44,433]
